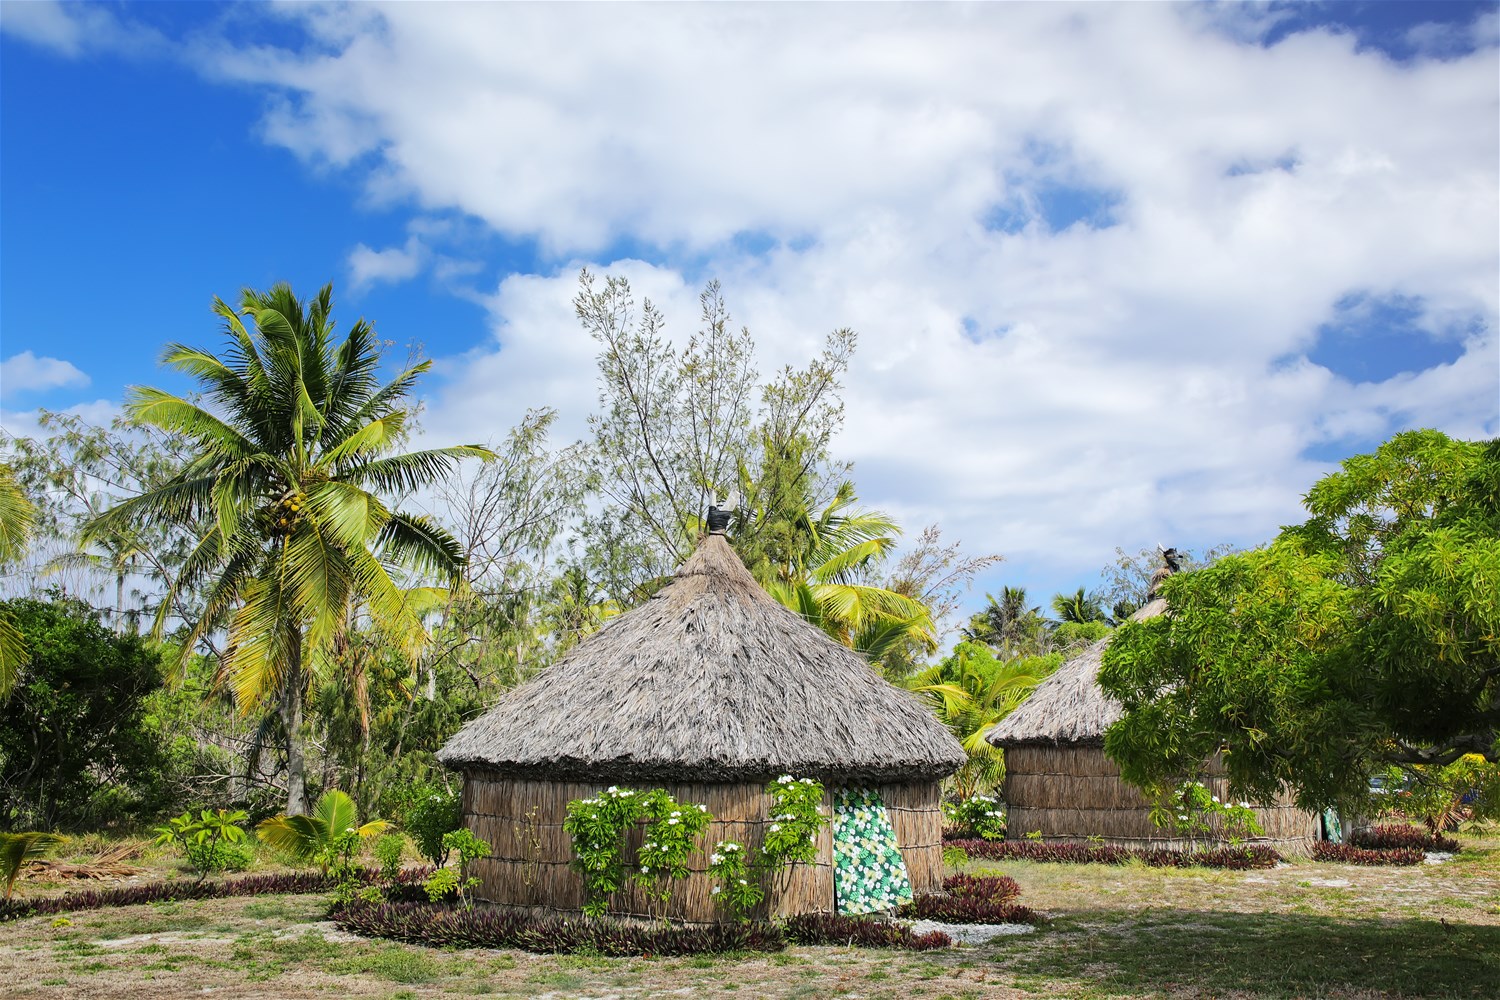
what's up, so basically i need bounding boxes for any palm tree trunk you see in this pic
[280,625,310,817]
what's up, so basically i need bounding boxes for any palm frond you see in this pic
[255,814,323,862]
[375,511,465,582]
[0,614,25,701]
[124,388,257,457]
[343,446,494,494]
[0,463,38,563]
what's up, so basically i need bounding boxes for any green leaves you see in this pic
[1,832,63,901]
[1100,430,1500,816]
[256,789,390,870]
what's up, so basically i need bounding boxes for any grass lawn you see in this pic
[3,826,1496,999]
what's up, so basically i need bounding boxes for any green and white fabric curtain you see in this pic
[831,786,913,914]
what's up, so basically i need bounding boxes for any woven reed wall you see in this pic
[461,772,943,923]
[1002,746,1319,850]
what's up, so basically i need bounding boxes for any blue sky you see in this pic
[2,1,1497,626]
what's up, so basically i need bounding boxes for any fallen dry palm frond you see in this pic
[28,841,145,881]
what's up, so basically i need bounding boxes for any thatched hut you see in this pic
[437,520,965,923]
[986,599,1319,850]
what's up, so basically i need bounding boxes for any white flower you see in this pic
[711,886,721,895]
[698,805,708,812]
[769,824,781,832]
[1239,802,1251,809]
[800,778,813,785]
[671,811,681,818]
[607,786,618,793]
[640,865,649,873]
[725,843,740,852]
[710,853,722,865]
[668,818,680,825]
[738,879,748,885]
[777,775,793,784]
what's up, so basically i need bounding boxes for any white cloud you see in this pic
[0,352,90,399]
[190,4,1498,597]
[348,235,426,289]
[0,0,164,58]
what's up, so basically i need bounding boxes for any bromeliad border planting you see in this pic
[944,839,1283,869]
[0,867,434,923]
[1311,842,1425,866]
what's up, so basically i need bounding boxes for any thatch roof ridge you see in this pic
[986,598,1166,747]
[438,532,965,782]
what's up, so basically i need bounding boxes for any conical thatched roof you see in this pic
[438,532,965,782]
[985,599,1166,747]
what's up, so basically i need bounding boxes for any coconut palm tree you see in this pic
[751,480,935,665]
[87,283,491,815]
[1050,586,1108,625]
[907,642,1058,798]
[0,463,37,698]
[256,789,389,872]
[962,586,1047,657]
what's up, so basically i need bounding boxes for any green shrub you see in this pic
[185,840,253,874]
[402,784,462,867]
[373,833,406,885]
[0,596,171,830]
[943,794,1006,840]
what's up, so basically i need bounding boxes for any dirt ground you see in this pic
[3,829,1496,1000]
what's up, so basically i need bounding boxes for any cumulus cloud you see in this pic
[348,235,427,289]
[184,4,1500,593]
[0,352,90,399]
[0,0,164,58]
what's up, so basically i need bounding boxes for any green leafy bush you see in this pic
[256,790,390,873]
[564,786,712,918]
[402,783,463,867]
[943,794,1006,840]
[421,829,491,906]
[708,775,829,918]
[185,840,253,874]
[0,596,171,830]
[373,833,407,884]
[155,808,252,877]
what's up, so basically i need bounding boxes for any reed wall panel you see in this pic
[1002,747,1319,851]
[461,771,943,923]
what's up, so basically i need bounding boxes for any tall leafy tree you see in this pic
[1100,431,1500,816]
[3,411,200,628]
[576,269,855,601]
[88,283,490,815]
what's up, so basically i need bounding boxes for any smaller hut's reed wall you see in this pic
[462,772,942,923]
[1003,746,1318,850]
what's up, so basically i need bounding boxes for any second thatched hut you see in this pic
[987,599,1319,850]
[437,519,965,923]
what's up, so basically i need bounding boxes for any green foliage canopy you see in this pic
[0,596,171,829]
[1100,431,1499,814]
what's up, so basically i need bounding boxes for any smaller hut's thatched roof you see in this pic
[438,531,965,782]
[985,599,1166,748]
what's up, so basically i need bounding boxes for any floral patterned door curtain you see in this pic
[831,786,913,914]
